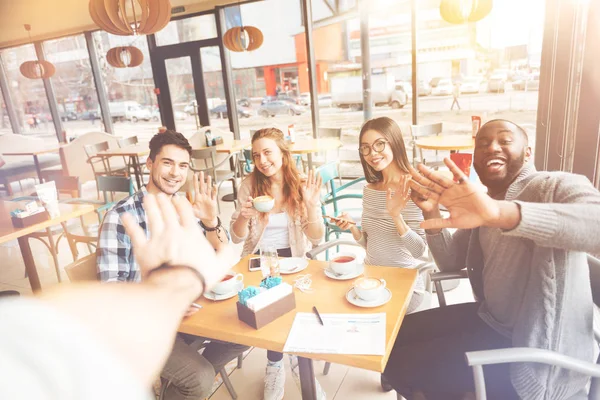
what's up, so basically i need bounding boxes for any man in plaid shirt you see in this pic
[97,130,248,399]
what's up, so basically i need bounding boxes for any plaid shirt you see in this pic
[97,187,229,282]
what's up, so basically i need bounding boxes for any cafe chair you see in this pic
[189,147,236,213]
[409,123,444,169]
[59,175,135,260]
[64,252,98,282]
[159,338,242,400]
[118,135,148,181]
[461,254,600,400]
[84,141,129,199]
[306,238,437,393]
[316,161,365,256]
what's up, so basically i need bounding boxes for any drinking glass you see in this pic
[260,245,280,278]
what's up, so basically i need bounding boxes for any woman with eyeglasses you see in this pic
[333,117,428,314]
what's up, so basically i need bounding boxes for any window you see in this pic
[155,14,217,46]
[92,31,160,138]
[45,34,101,137]
[225,0,313,139]
[0,44,54,136]
[0,86,10,134]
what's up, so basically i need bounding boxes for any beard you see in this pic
[475,151,526,191]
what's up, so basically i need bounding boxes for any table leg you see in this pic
[132,156,142,189]
[17,236,42,292]
[33,154,43,183]
[298,356,318,400]
[307,153,314,170]
[221,153,239,202]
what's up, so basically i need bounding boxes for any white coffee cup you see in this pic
[329,252,358,275]
[253,196,275,213]
[353,277,386,302]
[211,272,244,295]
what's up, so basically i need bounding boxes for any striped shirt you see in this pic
[358,186,427,293]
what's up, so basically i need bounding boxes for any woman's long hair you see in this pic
[250,128,304,216]
[358,117,412,183]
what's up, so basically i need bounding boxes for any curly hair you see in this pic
[358,117,411,183]
[148,130,192,161]
[250,128,304,217]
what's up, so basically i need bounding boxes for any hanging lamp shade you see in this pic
[440,0,493,24]
[20,60,56,79]
[223,26,264,52]
[106,46,144,68]
[89,0,172,36]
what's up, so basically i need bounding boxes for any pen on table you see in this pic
[312,306,324,326]
[191,303,203,309]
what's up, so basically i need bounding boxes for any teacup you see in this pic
[329,252,358,275]
[211,272,244,295]
[353,277,386,302]
[253,195,275,213]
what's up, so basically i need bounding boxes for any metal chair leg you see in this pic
[237,354,243,369]
[220,368,237,399]
[158,378,169,400]
[323,361,331,375]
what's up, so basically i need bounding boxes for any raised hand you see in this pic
[122,194,236,290]
[386,174,411,217]
[301,168,323,207]
[191,171,218,224]
[240,196,260,219]
[409,158,503,230]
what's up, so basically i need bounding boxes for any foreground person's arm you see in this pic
[0,194,235,397]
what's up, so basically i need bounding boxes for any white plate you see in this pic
[346,287,392,308]
[279,257,309,274]
[204,281,244,301]
[324,264,365,280]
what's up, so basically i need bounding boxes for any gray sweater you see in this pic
[426,165,600,399]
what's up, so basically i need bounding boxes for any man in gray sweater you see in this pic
[382,119,600,399]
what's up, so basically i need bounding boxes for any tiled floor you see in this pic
[1,178,474,400]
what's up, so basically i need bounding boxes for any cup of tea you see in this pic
[330,252,358,275]
[253,195,275,213]
[353,277,386,302]
[211,272,244,295]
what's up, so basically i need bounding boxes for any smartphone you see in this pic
[249,256,261,272]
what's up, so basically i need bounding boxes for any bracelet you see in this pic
[147,263,207,298]
[307,218,322,224]
[200,217,224,242]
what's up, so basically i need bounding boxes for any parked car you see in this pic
[488,73,508,93]
[299,93,311,106]
[318,94,333,107]
[395,81,413,101]
[418,80,432,96]
[78,110,100,120]
[257,101,304,117]
[459,77,483,94]
[432,79,453,96]
[210,104,252,119]
[237,98,251,108]
[60,111,78,121]
[429,76,444,88]
[512,73,540,91]
[261,95,299,105]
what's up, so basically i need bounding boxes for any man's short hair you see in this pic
[148,130,192,161]
[479,119,529,145]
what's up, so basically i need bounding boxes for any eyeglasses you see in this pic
[358,139,388,156]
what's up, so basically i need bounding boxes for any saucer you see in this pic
[279,257,308,274]
[204,281,244,301]
[324,264,365,280]
[346,287,392,308]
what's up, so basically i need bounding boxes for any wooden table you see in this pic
[3,146,61,183]
[180,255,417,400]
[0,200,97,292]
[415,135,474,152]
[289,138,342,169]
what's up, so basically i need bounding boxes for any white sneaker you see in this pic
[264,361,285,400]
[288,354,326,400]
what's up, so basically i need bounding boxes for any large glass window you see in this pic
[44,35,101,138]
[155,14,217,46]
[225,0,313,140]
[1,44,55,136]
[92,32,161,139]
[0,86,11,134]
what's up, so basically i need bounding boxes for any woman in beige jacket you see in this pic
[230,127,325,400]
